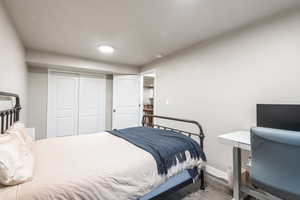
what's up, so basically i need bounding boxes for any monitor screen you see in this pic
[257,104,300,131]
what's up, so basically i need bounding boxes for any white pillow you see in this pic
[8,122,33,149]
[0,131,34,186]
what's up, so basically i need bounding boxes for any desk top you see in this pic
[218,130,251,151]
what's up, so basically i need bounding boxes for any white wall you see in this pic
[105,75,113,130]
[0,2,27,120]
[141,9,300,172]
[27,67,48,139]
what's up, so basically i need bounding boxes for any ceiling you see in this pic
[3,0,300,66]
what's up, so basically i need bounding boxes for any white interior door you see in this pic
[47,72,79,138]
[78,76,106,134]
[113,75,140,129]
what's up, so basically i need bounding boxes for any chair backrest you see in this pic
[251,127,300,200]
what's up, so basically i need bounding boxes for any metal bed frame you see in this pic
[0,92,21,134]
[0,92,206,198]
[142,114,206,191]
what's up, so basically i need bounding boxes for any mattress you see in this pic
[0,132,203,200]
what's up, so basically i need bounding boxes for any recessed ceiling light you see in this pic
[98,45,114,54]
[156,53,164,58]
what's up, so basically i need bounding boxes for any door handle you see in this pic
[113,109,116,113]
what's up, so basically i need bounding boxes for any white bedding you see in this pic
[0,132,203,200]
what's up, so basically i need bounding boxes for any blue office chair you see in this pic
[251,127,300,200]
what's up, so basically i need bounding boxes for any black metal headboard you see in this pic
[0,92,21,134]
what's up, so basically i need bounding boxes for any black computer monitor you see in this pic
[257,104,300,131]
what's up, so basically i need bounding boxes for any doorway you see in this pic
[140,71,156,126]
[112,71,156,129]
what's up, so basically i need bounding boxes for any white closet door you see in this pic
[112,75,140,129]
[47,72,79,138]
[78,76,106,134]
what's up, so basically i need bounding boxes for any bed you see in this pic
[0,92,206,200]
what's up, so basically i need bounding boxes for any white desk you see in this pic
[219,131,250,200]
[219,131,250,151]
[219,131,282,200]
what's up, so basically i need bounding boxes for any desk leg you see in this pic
[233,147,242,200]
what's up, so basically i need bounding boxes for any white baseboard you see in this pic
[206,165,228,181]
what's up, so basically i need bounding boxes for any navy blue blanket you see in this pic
[108,127,206,175]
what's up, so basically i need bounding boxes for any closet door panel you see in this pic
[48,72,79,138]
[78,76,106,134]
